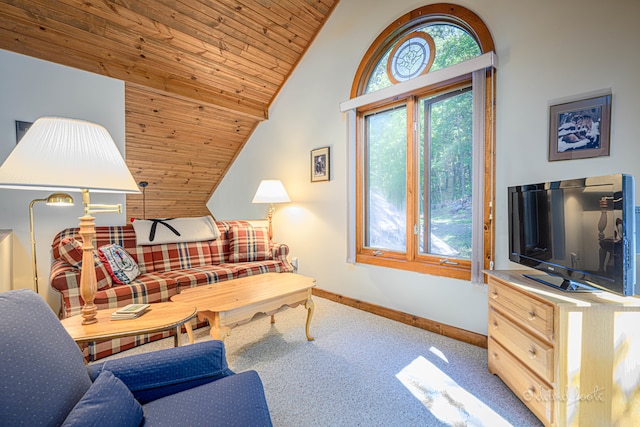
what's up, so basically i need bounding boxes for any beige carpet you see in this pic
[98,297,542,427]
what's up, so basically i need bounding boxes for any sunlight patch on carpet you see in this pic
[396,356,512,427]
[429,346,449,363]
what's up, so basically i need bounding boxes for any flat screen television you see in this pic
[508,173,636,296]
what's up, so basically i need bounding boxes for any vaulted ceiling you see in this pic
[0,0,338,218]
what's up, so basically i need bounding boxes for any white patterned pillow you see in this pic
[97,244,140,285]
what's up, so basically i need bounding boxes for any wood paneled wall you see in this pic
[0,0,338,219]
[124,83,258,219]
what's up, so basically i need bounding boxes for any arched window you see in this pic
[341,4,496,282]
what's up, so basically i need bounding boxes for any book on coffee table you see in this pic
[111,303,150,320]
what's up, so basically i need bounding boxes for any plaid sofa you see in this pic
[50,220,293,361]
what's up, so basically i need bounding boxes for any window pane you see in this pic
[365,24,480,94]
[365,107,407,251]
[366,50,392,93]
[419,89,472,258]
[427,24,481,72]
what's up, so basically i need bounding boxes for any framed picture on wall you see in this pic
[15,120,32,144]
[548,92,611,161]
[311,146,330,182]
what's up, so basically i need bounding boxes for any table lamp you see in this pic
[30,192,74,294]
[0,117,140,324]
[252,179,290,241]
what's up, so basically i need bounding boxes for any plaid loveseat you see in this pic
[50,219,293,361]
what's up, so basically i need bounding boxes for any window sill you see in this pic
[356,253,471,281]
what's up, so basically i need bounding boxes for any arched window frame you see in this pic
[341,4,496,282]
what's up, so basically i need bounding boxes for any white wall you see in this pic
[209,0,640,335]
[0,49,127,309]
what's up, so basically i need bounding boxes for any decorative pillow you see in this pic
[132,216,220,245]
[97,244,140,285]
[62,370,143,427]
[229,225,272,263]
[58,238,112,290]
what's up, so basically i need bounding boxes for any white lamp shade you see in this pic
[0,117,139,194]
[252,180,291,204]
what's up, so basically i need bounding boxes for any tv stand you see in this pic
[523,273,598,293]
[486,270,640,426]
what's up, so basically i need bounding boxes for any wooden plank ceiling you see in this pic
[0,0,337,218]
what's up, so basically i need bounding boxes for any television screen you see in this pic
[508,173,636,296]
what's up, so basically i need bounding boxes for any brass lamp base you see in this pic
[267,205,274,241]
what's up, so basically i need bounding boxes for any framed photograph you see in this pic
[311,146,330,182]
[549,93,611,161]
[15,120,32,144]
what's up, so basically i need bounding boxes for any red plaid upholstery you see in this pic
[228,225,271,262]
[152,241,212,272]
[272,243,293,271]
[49,220,292,360]
[164,266,235,292]
[221,260,292,277]
[51,265,179,319]
[58,238,112,290]
[209,221,246,263]
[52,225,155,274]
[83,329,176,362]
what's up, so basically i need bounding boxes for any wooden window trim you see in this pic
[350,4,495,99]
[352,4,495,281]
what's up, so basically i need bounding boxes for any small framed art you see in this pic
[311,146,330,182]
[549,92,611,161]
[15,120,32,144]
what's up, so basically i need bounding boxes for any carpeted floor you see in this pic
[99,297,543,427]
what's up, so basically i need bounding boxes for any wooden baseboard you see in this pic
[312,288,488,348]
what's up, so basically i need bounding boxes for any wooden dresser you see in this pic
[486,270,640,426]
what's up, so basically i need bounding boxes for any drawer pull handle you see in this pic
[528,311,536,321]
[528,348,537,359]
[492,320,498,328]
[491,290,498,299]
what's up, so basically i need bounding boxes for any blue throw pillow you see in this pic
[62,370,143,427]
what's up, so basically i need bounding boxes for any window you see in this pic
[346,4,495,281]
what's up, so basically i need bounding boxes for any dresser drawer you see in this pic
[488,307,554,383]
[488,280,554,342]
[488,337,554,425]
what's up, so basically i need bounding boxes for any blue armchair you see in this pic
[0,290,272,426]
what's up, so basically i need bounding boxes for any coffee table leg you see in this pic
[173,320,194,347]
[185,320,194,344]
[203,311,229,341]
[305,297,315,341]
[173,326,180,347]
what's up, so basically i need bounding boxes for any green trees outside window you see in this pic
[352,4,495,279]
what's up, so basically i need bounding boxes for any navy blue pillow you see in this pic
[62,370,143,427]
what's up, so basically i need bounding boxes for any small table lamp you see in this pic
[252,180,290,241]
[0,117,140,324]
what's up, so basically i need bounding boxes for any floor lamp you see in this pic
[0,117,140,324]
[30,193,74,293]
[252,180,291,241]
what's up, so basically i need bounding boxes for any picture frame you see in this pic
[548,92,611,161]
[311,146,330,182]
[15,120,32,144]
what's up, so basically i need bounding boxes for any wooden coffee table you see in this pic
[61,302,197,351]
[171,273,316,341]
